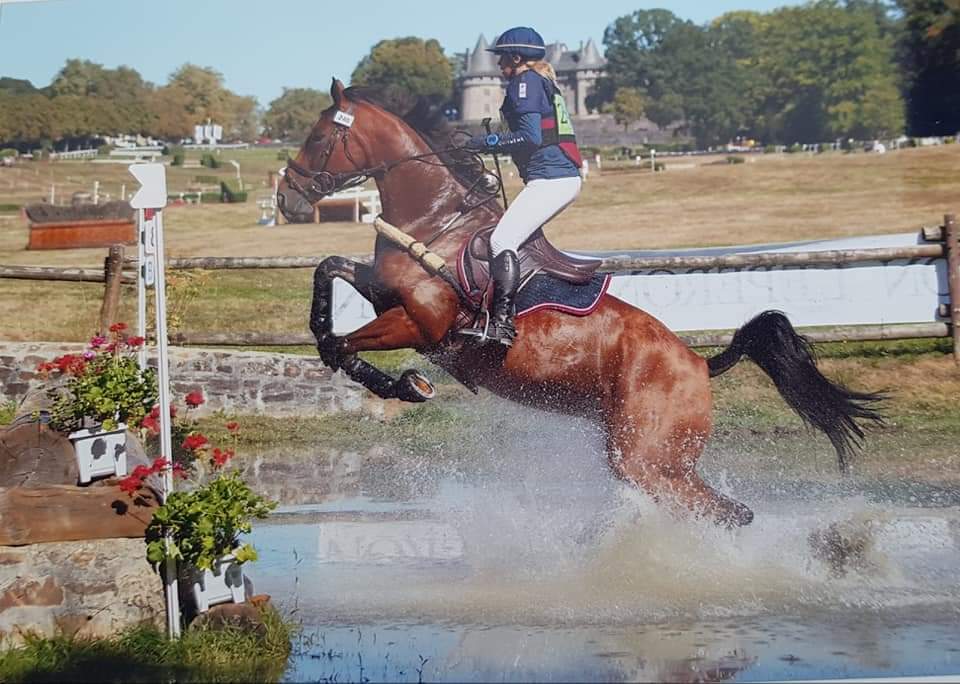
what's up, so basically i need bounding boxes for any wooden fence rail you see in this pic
[169,322,951,350]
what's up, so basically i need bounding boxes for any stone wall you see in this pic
[0,538,163,645]
[0,342,367,418]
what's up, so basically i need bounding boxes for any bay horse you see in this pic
[277,79,883,527]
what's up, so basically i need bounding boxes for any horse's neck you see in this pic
[373,124,499,245]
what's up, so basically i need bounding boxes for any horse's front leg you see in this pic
[310,256,378,369]
[335,306,439,403]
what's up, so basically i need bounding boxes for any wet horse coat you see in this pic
[277,80,883,527]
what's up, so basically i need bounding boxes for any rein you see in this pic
[283,110,503,213]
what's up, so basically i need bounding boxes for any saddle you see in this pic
[458,225,602,301]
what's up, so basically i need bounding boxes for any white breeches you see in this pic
[489,176,582,256]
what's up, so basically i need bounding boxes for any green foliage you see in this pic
[170,147,185,166]
[262,88,331,142]
[0,148,16,158]
[41,331,157,432]
[726,155,746,164]
[0,606,292,683]
[219,181,247,203]
[351,36,453,100]
[276,149,291,161]
[194,174,219,183]
[897,0,960,135]
[0,401,16,426]
[610,87,646,131]
[597,2,906,145]
[145,470,276,571]
[200,153,221,169]
[0,203,21,212]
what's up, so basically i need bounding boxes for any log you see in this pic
[0,424,78,488]
[99,244,124,334]
[597,244,944,273]
[680,322,950,348]
[0,485,159,546]
[0,264,134,283]
[169,331,314,346]
[167,256,332,270]
[945,214,959,365]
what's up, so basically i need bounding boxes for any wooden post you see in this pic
[313,204,321,224]
[99,243,124,333]
[945,213,960,366]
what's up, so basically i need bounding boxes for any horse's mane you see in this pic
[343,85,487,190]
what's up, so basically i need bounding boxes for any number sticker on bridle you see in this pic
[333,110,355,128]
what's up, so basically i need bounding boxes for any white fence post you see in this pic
[129,163,180,639]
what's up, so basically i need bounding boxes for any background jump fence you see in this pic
[2,214,957,362]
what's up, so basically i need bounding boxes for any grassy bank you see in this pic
[0,605,293,683]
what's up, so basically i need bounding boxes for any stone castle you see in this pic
[458,34,606,122]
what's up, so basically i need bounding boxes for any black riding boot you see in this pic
[488,250,520,347]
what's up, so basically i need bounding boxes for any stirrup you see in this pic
[459,311,515,348]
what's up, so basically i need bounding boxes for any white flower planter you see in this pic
[188,554,246,613]
[68,423,128,484]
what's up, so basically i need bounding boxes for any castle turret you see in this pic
[460,35,504,122]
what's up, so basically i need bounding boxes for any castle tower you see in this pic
[460,35,503,122]
[458,34,607,122]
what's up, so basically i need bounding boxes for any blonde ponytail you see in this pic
[526,60,558,87]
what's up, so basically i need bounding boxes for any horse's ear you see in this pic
[330,78,347,106]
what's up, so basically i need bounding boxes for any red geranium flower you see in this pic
[118,475,142,495]
[109,322,128,333]
[151,457,170,472]
[181,433,209,452]
[225,421,240,433]
[184,390,204,408]
[140,415,160,435]
[126,336,145,347]
[210,447,235,468]
[131,464,152,479]
[172,462,187,479]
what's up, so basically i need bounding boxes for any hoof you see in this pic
[394,370,435,403]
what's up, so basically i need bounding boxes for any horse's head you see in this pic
[277,78,381,222]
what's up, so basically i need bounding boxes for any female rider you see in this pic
[463,26,584,348]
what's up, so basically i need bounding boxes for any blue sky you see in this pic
[0,0,804,105]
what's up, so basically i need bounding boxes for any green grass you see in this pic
[0,401,16,426]
[0,605,293,683]
[196,400,471,454]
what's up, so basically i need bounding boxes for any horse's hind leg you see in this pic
[603,351,753,527]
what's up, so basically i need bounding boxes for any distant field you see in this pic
[0,144,957,342]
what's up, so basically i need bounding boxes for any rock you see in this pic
[189,601,268,637]
[0,537,163,645]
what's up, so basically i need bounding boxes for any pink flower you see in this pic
[82,350,96,360]
[89,335,107,349]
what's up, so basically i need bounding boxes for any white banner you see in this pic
[331,232,948,334]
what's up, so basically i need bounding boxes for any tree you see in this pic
[262,88,332,141]
[610,87,646,131]
[351,37,453,99]
[897,0,960,135]
[757,1,904,142]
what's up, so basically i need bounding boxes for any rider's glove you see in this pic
[465,131,528,151]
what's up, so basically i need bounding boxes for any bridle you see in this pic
[282,106,503,213]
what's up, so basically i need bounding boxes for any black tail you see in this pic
[707,310,885,472]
